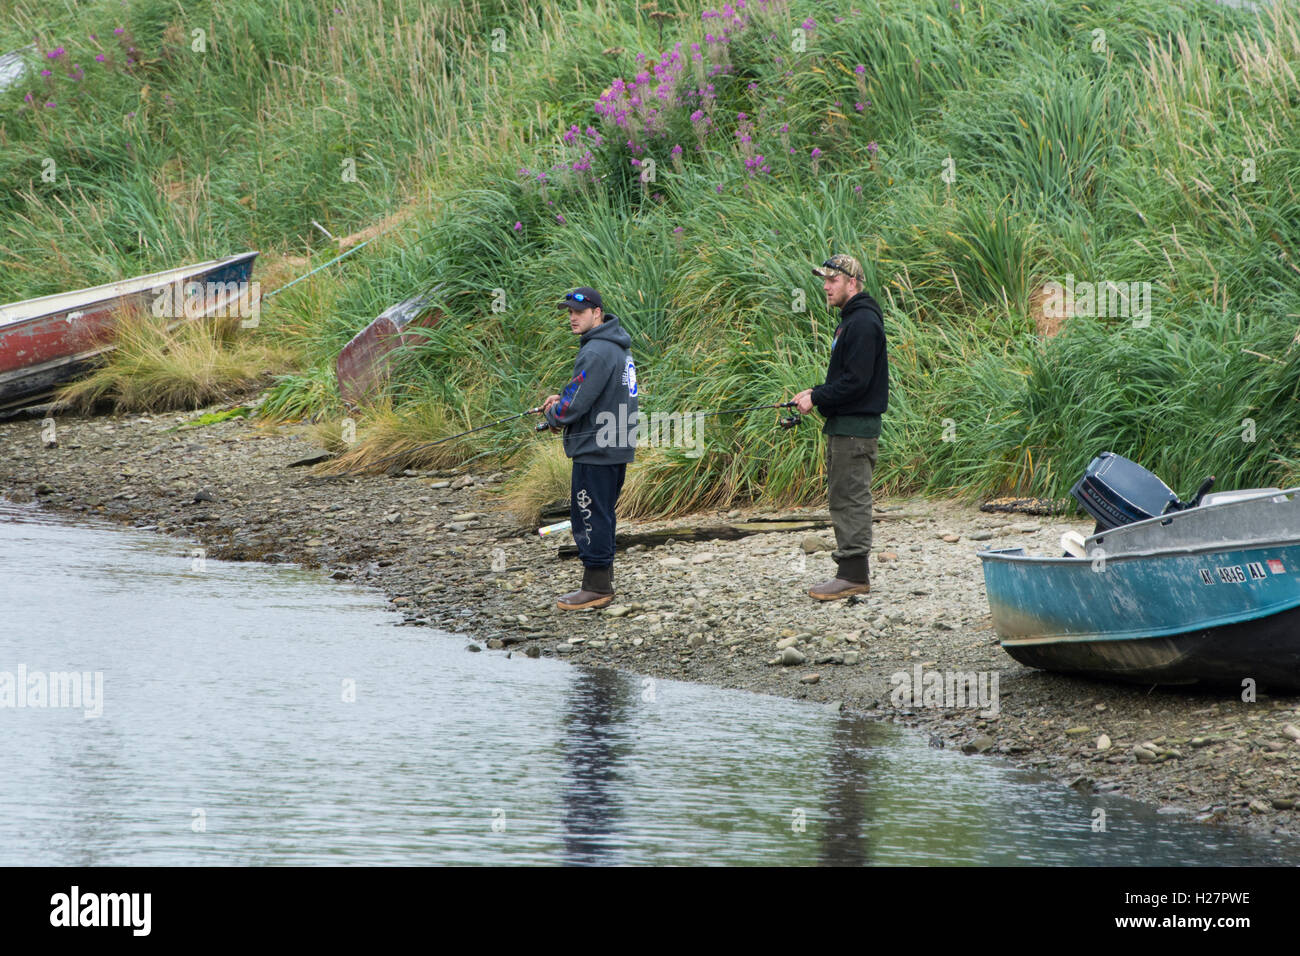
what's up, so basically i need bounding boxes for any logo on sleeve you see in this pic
[624,357,638,396]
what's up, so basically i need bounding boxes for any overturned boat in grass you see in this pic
[979,452,1300,691]
[0,252,259,411]
[335,290,441,406]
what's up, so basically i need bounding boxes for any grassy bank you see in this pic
[4,0,1299,516]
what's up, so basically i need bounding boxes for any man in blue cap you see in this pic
[542,287,639,610]
[792,254,889,600]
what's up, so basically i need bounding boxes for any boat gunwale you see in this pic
[0,251,258,328]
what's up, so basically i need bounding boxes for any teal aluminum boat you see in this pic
[979,486,1300,690]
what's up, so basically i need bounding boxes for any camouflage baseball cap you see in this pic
[812,254,865,283]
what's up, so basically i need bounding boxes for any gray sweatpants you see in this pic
[825,435,878,568]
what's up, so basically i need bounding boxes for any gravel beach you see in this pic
[4,402,1300,844]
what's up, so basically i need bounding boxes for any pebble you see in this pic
[523,644,541,658]
[658,557,686,566]
[1249,799,1271,814]
[1013,523,1041,532]
[968,530,995,541]
[466,644,481,652]
[691,553,715,564]
[776,636,799,650]
[799,673,821,684]
[1096,734,1112,751]
[449,475,474,489]
[939,532,960,542]
[877,551,898,562]
[961,735,996,754]
[1133,745,1159,763]
[1282,724,1300,742]
[842,650,860,665]
[1272,797,1296,810]
[604,605,631,617]
[801,535,832,553]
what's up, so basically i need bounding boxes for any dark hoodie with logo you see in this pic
[543,316,638,464]
[810,291,888,436]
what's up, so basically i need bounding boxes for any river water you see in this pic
[1,500,1296,866]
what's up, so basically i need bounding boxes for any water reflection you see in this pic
[818,714,882,867]
[560,667,632,865]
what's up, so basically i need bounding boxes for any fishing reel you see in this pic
[777,400,801,430]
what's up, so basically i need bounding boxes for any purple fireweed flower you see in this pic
[867,141,879,154]
[114,27,124,35]
[690,109,705,123]
[563,124,579,144]
[23,92,32,102]
[47,47,65,59]
[40,68,51,77]
[671,144,683,155]
[854,185,863,193]
[95,54,106,62]
[780,123,789,133]
[46,100,55,107]
[673,226,684,234]
[556,214,566,224]
[801,17,815,29]
[715,184,723,193]
[855,64,866,75]
[855,102,864,111]
[810,147,822,158]
[513,221,523,231]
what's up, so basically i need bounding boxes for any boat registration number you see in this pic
[1200,562,1270,585]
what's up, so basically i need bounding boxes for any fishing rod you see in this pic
[311,400,800,481]
[534,400,803,438]
[313,406,544,480]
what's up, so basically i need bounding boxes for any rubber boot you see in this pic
[808,556,871,601]
[557,565,615,610]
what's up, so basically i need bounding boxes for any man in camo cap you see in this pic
[791,253,889,600]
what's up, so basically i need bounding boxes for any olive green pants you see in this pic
[825,435,878,581]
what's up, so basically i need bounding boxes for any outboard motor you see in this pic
[1070,451,1214,531]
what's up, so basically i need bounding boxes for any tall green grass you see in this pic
[3,0,1298,512]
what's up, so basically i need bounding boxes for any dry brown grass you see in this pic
[313,399,489,475]
[54,315,294,412]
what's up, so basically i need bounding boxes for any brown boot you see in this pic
[557,565,615,610]
[808,557,870,601]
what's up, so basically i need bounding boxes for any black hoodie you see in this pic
[810,291,888,424]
